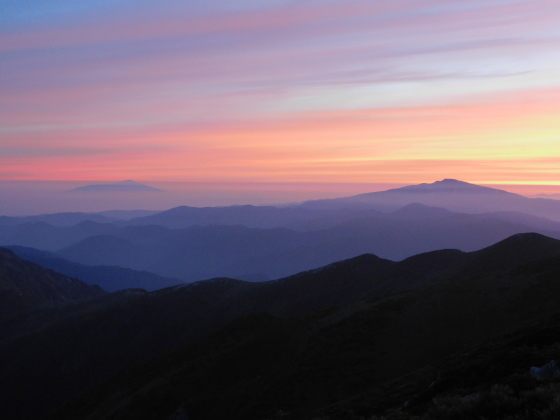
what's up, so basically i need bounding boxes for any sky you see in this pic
[1,0,560,191]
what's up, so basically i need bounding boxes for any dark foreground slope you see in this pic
[0,247,104,317]
[51,234,560,420]
[318,313,560,420]
[48,234,560,420]
[2,234,560,420]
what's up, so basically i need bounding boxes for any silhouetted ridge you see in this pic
[280,253,392,280]
[70,180,162,193]
[47,231,560,420]
[0,247,104,314]
[156,277,249,296]
[7,233,560,420]
[126,204,320,229]
[383,178,511,195]
[466,233,560,272]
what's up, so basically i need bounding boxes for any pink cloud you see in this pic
[2,0,558,54]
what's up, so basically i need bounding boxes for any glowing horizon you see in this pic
[2,0,560,192]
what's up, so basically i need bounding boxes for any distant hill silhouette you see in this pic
[0,212,116,227]
[7,246,183,292]
[383,178,509,194]
[55,211,560,281]
[302,178,560,222]
[69,180,163,193]
[0,220,120,251]
[2,202,560,282]
[125,204,378,229]
[0,210,159,227]
[96,209,159,219]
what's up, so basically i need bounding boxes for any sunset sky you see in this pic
[2,0,560,189]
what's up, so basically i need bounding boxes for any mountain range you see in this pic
[4,233,560,419]
[69,180,163,193]
[36,206,560,282]
[303,178,560,222]
[7,246,183,292]
[5,179,560,419]
[2,180,560,288]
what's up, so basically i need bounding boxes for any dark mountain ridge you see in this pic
[0,247,104,317]
[4,234,560,419]
[47,234,560,420]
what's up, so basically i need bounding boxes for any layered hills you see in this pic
[3,234,560,419]
[2,202,560,285]
[7,246,183,292]
[4,179,560,419]
[302,179,560,222]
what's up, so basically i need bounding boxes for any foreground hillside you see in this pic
[320,312,560,420]
[50,234,560,420]
[0,247,104,317]
[3,234,560,419]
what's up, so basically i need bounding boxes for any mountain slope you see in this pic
[302,179,560,222]
[50,235,560,420]
[7,246,183,292]
[4,234,560,420]
[0,247,104,317]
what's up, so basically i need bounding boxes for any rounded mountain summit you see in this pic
[69,180,163,193]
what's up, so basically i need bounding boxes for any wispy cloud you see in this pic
[1,0,560,184]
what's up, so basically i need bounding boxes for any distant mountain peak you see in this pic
[438,178,471,185]
[114,180,145,186]
[69,180,163,193]
[384,179,510,195]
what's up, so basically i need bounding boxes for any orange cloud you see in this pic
[2,86,559,186]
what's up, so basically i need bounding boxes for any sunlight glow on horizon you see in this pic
[1,0,560,191]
